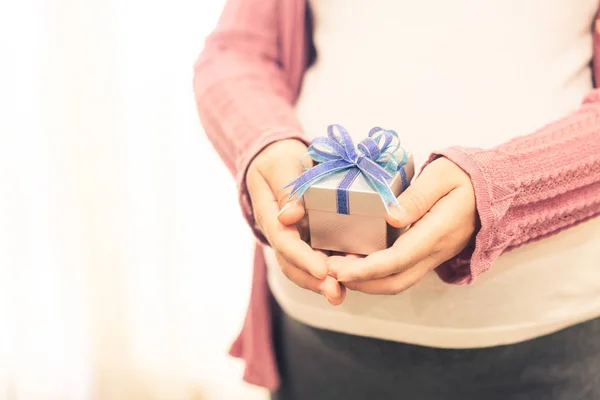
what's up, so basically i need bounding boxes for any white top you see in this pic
[265,0,600,348]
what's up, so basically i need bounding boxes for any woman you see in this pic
[194,0,600,398]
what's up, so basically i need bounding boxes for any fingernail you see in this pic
[314,270,327,280]
[277,202,292,217]
[327,261,339,276]
[389,205,408,223]
[319,287,330,301]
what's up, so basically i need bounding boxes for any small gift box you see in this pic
[285,125,414,255]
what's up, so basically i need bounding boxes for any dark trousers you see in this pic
[271,303,600,400]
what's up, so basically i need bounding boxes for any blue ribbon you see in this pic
[284,124,409,215]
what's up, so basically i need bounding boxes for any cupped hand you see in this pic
[328,157,477,295]
[246,139,346,305]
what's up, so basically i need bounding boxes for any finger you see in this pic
[276,252,314,291]
[336,214,444,282]
[270,145,312,208]
[344,258,434,295]
[278,253,345,304]
[322,275,346,306]
[327,254,361,279]
[250,172,327,279]
[386,159,456,228]
[272,152,309,225]
[276,229,328,279]
[277,198,305,226]
[335,286,347,306]
[342,185,475,283]
[274,154,309,226]
[254,140,310,225]
[266,142,312,209]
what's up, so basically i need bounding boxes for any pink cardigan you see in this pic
[194,0,600,390]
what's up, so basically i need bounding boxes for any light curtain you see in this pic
[0,1,264,399]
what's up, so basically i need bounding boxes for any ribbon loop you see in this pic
[357,137,381,160]
[284,125,408,214]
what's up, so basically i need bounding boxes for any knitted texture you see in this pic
[431,98,600,283]
[193,0,308,390]
[193,0,309,250]
[193,0,600,390]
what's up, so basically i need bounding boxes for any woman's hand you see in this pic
[246,139,346,305]
[328,157,477,294]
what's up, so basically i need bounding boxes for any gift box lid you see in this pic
[304,154,415,217]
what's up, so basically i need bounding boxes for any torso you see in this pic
[265,0,600,347]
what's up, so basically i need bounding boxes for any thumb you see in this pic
[273,160,309,227]
[386,161,454,228]
[257,139,310,226]
[277,198,305,226]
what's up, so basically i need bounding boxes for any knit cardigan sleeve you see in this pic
[432,90,600,284]
[193,0,307,245]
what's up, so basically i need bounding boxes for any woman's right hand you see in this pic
[246,139,346,305]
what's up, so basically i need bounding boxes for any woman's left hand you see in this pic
[328,157,478,294]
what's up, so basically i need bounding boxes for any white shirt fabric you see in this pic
[265,0,600,348]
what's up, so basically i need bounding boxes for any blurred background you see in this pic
[0,1,266,399]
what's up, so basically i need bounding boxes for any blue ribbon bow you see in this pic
[284,124,409,215]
